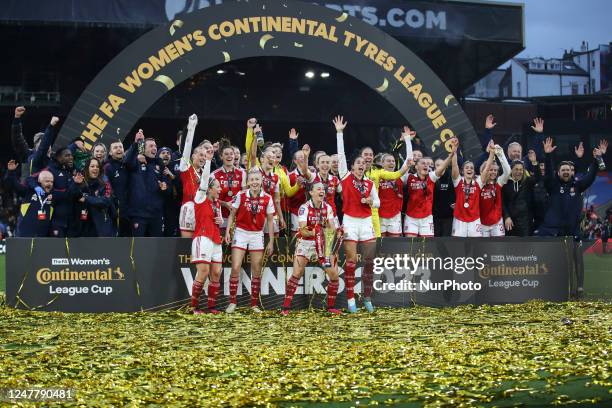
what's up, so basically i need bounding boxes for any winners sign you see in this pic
[6,237,571,313]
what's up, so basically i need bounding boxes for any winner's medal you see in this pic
[356,176,367,204]
[463,180,473,209]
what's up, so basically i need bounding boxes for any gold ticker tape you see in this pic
[376,78,389,93]
[169,20,184,36]
[336,12,348,22]
[154,75,175,91]
[259,34,274,50]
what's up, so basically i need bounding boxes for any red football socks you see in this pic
[191,280,204,309]
[229,276,239,304]
[344,261,356,300]
[207,281,220,310]
[282,275,300,309]
[251,276,261,307]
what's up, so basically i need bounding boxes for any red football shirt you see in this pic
[313,172,340,215]
[179,166,201,205]
[378,178,403,219]
[404,172,438,219]
[479,182,503,226]
[340,174,374,218]
[259,167,279,197]
[297,201,335,241]
[287,169,311,215]
[212,167,246,218]
[193,198,222,244]
[453,177,483,222]
[231,190,275,232]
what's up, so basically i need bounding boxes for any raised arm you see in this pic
[576,147,603,193]
[4,161,29,196]
[480,141,496,185]
[435,138,458,178]
[333,115,348,178]
[451,143,461,183]
[542,137,557,193]
[245,118,257,169]
[379,130,409,179]
[288,128,299,164]
[32,117,59,170]
[11,107,31,163]
[480,114,496,150]
[296,143,313,182]
[179,114,198,172]
[497,147,511,186]
[194,159,212,204]
[123,130,144,170]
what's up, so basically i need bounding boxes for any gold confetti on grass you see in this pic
[0,301,610,407]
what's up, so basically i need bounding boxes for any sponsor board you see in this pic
[6,237,572,312]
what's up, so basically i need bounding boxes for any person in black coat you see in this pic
[72,158,116,237]
[104,140,130,236]
[5,160,54,237]
[158,146,181,237]
[432,161,455,237]
[536,138,606,296]
[501,159,540,237]
[11,107,58,177]
[124,130,171,237]
[536,138,601,238]
[28,146,77,237]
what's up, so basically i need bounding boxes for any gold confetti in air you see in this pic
[294,42,303,48]
[444,94,457,106]
[376,78,389,93]
[154,75,175,91]
[222,51,231,62]
[259,34,274,50]
[336,12,348,22]
[116,128,121,135]
[431,139,442,152]
[169,20,184,36]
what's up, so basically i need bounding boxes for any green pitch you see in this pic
[0,302,610,407]
[583,253,612,301]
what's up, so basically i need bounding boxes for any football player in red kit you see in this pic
[403,137,458,237]
[451,141,496,237]
[287,147,316,234]
[377,127,415,236]
[281,182,343,315]
[190,159,224,314]
[178,114,206,238]
[211,145,246,234]
[312,153,341,217]
[334,115,380,313]
[479,144,511,237]
[224,169,275,313]
[246,123,286,236]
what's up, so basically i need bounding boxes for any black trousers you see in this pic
[434,217,453,237]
